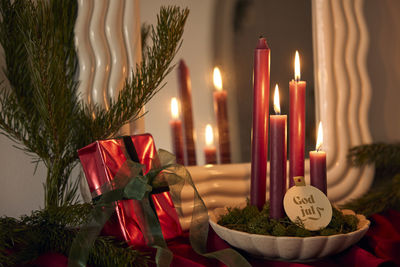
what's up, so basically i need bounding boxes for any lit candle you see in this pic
[310,122,327,195]
[289,51,306,188]
[269,85,287,219]
[204,124,217,165]
[213,67,231,164]
[250,37,270,210]
[170,98,185,165]
[178,60,197,165]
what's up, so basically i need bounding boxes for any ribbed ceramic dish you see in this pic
[209,207,370,261]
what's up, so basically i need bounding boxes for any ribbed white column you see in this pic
[75,0,143,132]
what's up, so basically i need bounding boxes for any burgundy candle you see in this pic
[204,124,217,164]
[310,122,327,195]
[289,51,306,188]
[178,60,197,165]
[269,85,287,219]
[213,67,231,164]
[250,37,270,210]
[170,98,185,165]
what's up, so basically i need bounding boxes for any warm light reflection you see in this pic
[171,97,179,120]
[295,50,301,81]
[316,121,323,151]
[205,124,214,146]
[273,84,281,115]
[213,67,223,91]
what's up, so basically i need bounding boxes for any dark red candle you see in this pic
[170,98,185,165]
[250,37,270,210]
[204,124,217,164]
[178,60,197,165]
[269,85,287,219]
[213,67,231,164]
[289,51,306,188]
[310,122,327,195]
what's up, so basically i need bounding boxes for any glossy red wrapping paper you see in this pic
[78,134,182,247]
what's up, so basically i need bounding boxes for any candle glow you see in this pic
[295,51,301,81]
[316,121,323,151]
[205,124,214,146]
[213,67,223,91]
[273,84,281,115]
[171,97,179,120]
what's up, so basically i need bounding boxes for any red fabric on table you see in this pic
[27,210,400,266]
[363,210,400,265]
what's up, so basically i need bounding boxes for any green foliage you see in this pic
[0,0,189,208]
[0,204,149,267]
[343,143,400,216]
[217,202,358,237]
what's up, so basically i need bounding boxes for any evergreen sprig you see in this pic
[0,204,150,267]
[343,143,400,216]
[0,0,189,208]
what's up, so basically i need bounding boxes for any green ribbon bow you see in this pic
[69,149,251,267]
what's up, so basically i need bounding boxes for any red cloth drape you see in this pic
[31,210,400,267]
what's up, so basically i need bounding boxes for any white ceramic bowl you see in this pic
[209,207,370,261]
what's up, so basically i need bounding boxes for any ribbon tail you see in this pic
[163,163,251,267]
[136,194,173,267]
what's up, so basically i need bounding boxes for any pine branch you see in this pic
[0,1,189,207]
[342,174,400,217]
[348,143,400,170]
[343,143,400,215]
[0,204,150,267]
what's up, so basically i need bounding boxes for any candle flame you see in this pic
[295,50,301,81]
[171,97,179,119]
[273,84,281,114]
[316,121,323,151]
[213,67,223,91]
[205,124,214,146]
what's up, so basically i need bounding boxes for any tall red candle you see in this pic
[204,124,217,164]
[289,51,306,188]
[178,60,197,165]
[269,85,287,219]
[213,67,231,164]
[170,98,185,165]
[310,122,327,195]
[250,37,270,210]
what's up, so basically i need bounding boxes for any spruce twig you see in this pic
[0,0,189,208]
[343,143,400,216]
[0,204,150,267]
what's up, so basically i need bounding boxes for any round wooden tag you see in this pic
[283,182,332,231]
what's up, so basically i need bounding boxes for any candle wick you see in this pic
[295,77,300,82]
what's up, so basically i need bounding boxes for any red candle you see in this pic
[250,37,270,210]
[269,85,287,219]
[204,124,217,164]
[178,60,197,165]
[289,51,306,188]
[170,98,185,165]
[310,122,327,195]
[213,67,231,164]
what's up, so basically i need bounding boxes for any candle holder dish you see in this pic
[209,206,370,261]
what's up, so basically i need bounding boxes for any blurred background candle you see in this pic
[250,37,270,210]
[204,124,217,164]
[213,67,231,164]
[289,51,306,188]
[170,97,185,165]
[269,85,287,219]
[178,60,197,165]
[310,122,327,195]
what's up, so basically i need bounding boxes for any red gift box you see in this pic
[78,134,182,247]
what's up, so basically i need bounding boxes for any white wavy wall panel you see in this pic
[74,0,143,133]
[179,0,374,230]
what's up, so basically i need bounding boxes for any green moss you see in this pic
[217,202,359,237]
